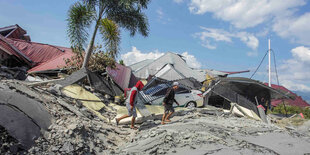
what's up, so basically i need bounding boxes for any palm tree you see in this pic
[67,0,150,68]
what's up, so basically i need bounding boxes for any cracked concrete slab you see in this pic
[0,88,51,130]
[0,105,41,150]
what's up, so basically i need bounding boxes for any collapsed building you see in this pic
[0,24,75,80]
[129,52,206,82]
[203,77,296,122]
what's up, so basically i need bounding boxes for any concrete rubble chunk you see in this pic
[57,98,84,117]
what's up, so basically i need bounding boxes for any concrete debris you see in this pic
[0,126,26,155]
[115,109,310,155]
[0,80,310,154]
[0,66,27,80]
[0,80,133,154]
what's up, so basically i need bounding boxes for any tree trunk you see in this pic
[82,18,101,68]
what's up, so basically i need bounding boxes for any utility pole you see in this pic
[268,38,271,87]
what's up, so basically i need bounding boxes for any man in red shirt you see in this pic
[115,81,144,130]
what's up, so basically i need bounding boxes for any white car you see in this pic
[139,84,203,108]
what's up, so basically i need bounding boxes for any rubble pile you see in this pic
[0,126,25,154]
[115,109,310,155]
[0,66,27,80]
[28,114,132,154]
[0,81,133,154]
[1,80,310,154]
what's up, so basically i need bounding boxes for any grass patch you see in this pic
[272,104,310,119]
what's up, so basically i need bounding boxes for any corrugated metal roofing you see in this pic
[0,25,73,73]
[132,52,206,82]
[154,63,185,80]
[27,46,74,73]
[0,25,18,37]
[198,69,228,77]
[106,63,138,90]
[265,83,309,107]
[0,35,33,66]
[3,38,74,73]
[6,38,66,64]
[129,59,154,71]
[0,24,29,41]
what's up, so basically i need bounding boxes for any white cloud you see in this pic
[201,40,216,50]
[189,0,306,29]
[277,46,310,92]
[273,12,310,45]
[236,32,259,50]
[187,0,310,46]
[247,51,258,57]
[121,46,202,68]
[156,8,171,24]
[156,8,164,19]
[256,28,269,37]
[121,47,164,66]
[198,27,232,42]
[194,27,259,50]
[280,80,310,92]
[181,52,202,68]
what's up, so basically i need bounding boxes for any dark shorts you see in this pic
[164,104,175,113]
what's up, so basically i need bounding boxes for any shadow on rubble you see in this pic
[0,83,51,151]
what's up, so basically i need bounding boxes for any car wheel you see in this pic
[186,101,196,108]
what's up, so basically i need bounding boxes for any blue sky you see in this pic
[0,0,310,94]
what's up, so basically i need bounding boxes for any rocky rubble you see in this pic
[0,66,27,80]
[0,126,26,155]
[1,80,310,154]
[0,81,134,154]
[115,109,310,155]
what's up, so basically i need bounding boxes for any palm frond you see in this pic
[98,18,120,58]
[105,0,149,37]
[119,0,150,9]
[67,1,95,50]
[107,9,149,37]
[83,0,98,8]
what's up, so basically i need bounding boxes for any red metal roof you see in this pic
[265,83,309,107]
[0,25,18,37]
[6,38,67,64]
[0,24,29,41]
[3,38,74,73]
[0,25,74,73]
[0,35,33,66]
[221,70,250,75]
[27,46,75,73]
[106,63,138,90]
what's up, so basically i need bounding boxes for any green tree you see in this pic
[67,0,150,68]
[119,59,125,65]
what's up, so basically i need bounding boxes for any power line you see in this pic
[250,50,269,79]
[271,49,280,85]
[271,49,288,116]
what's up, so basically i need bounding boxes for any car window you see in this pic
[176,87,190,94]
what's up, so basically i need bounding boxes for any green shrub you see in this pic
[272,104,310,119]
